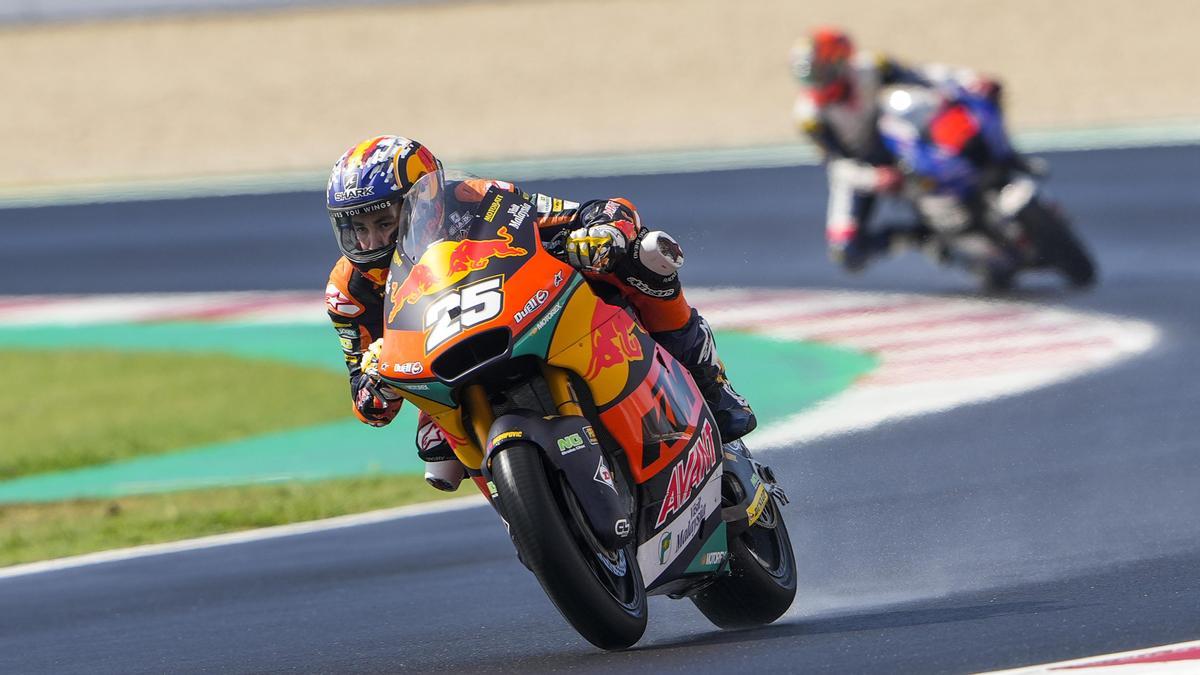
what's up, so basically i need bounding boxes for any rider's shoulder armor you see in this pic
[812,54,889,161]
[326,257,384,331]
[327,257,372,319]
[453,178,515,203]
[326,256,386,373]
[848,52,887,92]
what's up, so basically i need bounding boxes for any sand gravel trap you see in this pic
[2,0,1197,186]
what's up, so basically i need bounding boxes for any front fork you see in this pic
[459,363,583,466]
[461,366,631,543]
[719,439,789,538]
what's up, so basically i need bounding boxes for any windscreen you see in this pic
[395,169,490,264]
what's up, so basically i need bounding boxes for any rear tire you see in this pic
[691,498,797,629]
[491,443,647,650]
[1020,201,1097,288]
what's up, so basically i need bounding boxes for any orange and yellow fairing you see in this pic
[376,186,707,483]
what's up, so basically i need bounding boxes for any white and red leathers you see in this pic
[794,51,1000,270]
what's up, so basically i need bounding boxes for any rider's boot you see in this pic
[417,412,468,492]
[424,459,467,492]
[652,309,757,442]
[880,222,933,254]
[835,226,911,272]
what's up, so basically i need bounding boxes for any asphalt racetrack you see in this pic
[2,145,1198,673]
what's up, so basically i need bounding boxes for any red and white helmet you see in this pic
[790,27,855,106]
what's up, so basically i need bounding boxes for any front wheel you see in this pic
[491,442,647,650]
[691,498,797,629]
[1020,201,1096,288]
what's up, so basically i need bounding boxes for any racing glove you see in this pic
[352,338,400,427]
[565,223,630,273]
[874,166,904,193]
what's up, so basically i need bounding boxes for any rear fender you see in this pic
[483,412,632,550]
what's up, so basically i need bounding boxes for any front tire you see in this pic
[691,498,797,629]
[1020,201,1096,288]
[491,442,647,650]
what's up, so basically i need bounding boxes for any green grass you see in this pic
[0,347,463,567]
[0,349,350,480]
[0,476,469,566]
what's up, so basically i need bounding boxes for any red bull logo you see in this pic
[363,267,388,286]
[585,307,645,379]
[387,226,527,322]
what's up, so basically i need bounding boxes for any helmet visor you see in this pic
[329,197,402,264]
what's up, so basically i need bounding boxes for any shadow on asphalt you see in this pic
[635,598,1071,653]
[933,282,1096,302]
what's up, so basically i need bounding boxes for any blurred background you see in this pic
[2,0,1198,188]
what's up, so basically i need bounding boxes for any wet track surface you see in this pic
[2,145,1198,672]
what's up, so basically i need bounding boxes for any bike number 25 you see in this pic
[424,276,504,352]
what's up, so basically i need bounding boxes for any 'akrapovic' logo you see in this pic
[334,186,375,202]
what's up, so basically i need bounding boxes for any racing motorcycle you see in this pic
[871,83,1096,290]
[373,171,796,649]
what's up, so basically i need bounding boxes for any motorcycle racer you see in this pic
[324,135,756,491]
[790,27,1002,271]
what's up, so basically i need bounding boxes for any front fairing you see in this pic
[376,171,577,394]
[878,122,976,198]
[879,85,1015,199]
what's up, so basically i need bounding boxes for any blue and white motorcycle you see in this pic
[875,83,1096,290]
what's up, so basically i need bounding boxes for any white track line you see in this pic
[0,291,319,326]
[0,288,1159,577]
[0,497,484,580]
[981,639,1200,674]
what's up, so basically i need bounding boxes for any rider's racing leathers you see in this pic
[326,178,755,490]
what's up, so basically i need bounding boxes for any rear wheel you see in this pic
[691,497,797,629]
[491,442,647,650]
[1020,201,1096,287]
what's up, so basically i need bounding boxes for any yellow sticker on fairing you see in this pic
[489,430,524,447]
[746,484,770,526]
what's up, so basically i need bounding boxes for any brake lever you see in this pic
[545,229,570,260]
